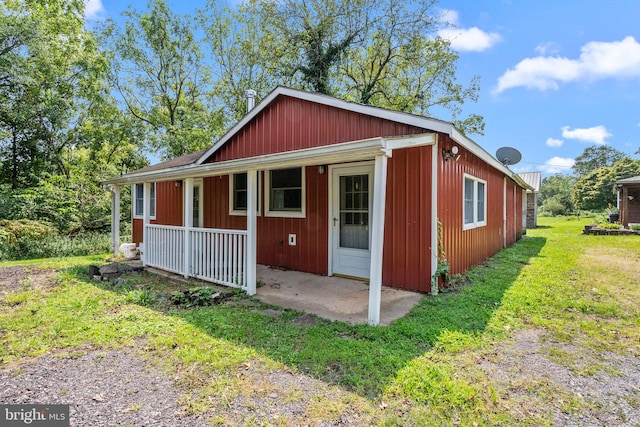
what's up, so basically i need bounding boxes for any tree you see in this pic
[539,174,575,215]
[199,0,293,122]
[210,0,484,135]
[573,158,640,211]
[101,0,224,159]
[0,0,107,189]
[572,145,627,177]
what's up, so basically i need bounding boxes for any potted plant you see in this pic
[606,205,619,223]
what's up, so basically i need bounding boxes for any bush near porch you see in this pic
[1,217,639,425]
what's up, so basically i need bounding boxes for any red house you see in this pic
[103,87,530,325]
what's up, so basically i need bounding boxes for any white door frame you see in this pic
[327,161,375,278]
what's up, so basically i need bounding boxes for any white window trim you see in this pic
[265,167,306,219]
[133,182,156,220]
[229,172,262,216]
[463,174,486,230]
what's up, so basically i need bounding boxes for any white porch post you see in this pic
[368,154,389,326]
[142,182,151,266]
[246,169,258,296]
[431,143,439,295]
[111,185,121,256]
[183,178,194,278]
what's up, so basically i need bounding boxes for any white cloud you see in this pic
[561,125,612,145]
[84,0,105,20]
[437,9,501,52]
[535,42,560,56]
[541,157,575,174]
[546,137,564,147]
[495,36,640,93]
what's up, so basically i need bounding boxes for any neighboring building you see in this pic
[518,171,541,228]
[103,86,531,325]
[616,175,640,227]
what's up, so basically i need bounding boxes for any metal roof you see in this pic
[616,175,640,185]
[517,171,542,192]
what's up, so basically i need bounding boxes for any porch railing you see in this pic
[189,228,247,289]
[145,224,184,275]
[144,224,248,290]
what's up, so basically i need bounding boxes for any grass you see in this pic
[1,216,639,425]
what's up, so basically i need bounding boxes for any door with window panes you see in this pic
[331,163,374,279]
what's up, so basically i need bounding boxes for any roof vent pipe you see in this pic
[245,89,257,113]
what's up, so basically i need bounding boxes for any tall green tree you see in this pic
[207,0,484,135]
[539,174,575,215]
[572,145,627,178]
[573,158,640,211]
[199,0,293,122]
[101,0,224,159]
[0,0,106,189]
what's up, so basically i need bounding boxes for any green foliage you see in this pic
[0,0,108,189]
[598,222,621,229]
[573,158,640,211]
[124,288,154,306]
[572,145,627,177]
[208,0,484,135]
[171,287,224,307]
[0,220,110,261]
[100,0,225,159]
[539,173,575,213]
[0,219,56,244]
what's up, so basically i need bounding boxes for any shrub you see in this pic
[171,287,225,307]
[0,220,111,261]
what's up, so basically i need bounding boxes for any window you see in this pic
[133,182,156,219]
[266,167,305,218]
[192,180,203,227]
[229,173,261,216]
[463,175,486,229]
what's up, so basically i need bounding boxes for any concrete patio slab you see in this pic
[255,265,423,326]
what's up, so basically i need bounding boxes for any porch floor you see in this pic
[255,265,423,326]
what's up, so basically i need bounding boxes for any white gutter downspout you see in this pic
[431,138,439,295]
[503,179,507,248]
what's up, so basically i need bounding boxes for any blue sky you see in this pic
[87,0,640,176]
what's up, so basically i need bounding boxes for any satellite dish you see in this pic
[496,147,522,166]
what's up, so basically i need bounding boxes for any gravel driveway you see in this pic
[1,265,639,426]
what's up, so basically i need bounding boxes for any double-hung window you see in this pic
[229,172,261,216]
[133,182,156,219]
[266,167,305,218]
[463,174,486,229]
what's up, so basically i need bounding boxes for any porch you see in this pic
[256,265,423,326]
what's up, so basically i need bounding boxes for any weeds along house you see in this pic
[103,86,531,325]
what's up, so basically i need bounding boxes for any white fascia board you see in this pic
[103,136,394,185]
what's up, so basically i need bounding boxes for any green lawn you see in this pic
[1,217,638,425]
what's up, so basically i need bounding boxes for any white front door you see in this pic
[331,163,374,279]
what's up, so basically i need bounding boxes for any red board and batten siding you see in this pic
[437,135,512,277]
[207,95,427,163]
[383,146,434,292]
